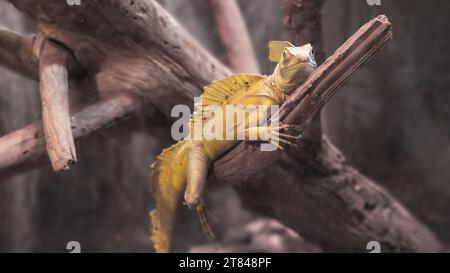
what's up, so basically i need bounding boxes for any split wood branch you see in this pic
[209,0,260,74]
[39,39,77,171]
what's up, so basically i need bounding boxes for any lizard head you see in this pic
[269,42,317,95]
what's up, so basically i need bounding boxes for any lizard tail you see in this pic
[149,141,190,253]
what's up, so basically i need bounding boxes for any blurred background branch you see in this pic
[209,0,260,74]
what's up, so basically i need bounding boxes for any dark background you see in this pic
[0,0,449,252]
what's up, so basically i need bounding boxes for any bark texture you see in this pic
[38,39,77,171]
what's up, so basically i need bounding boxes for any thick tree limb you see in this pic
[39,39,77,171]
[0,1,443,251]
[0,95,136,179]
[209,0,260,74]
[7,0,230,113]
[0,27,38,79]
[1,0,231,176]
[236,137,443,252]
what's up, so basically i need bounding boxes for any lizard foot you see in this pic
[196,201,215,241]
[268,123,302,150]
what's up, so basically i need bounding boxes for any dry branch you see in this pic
[0,95,136,179]
[6,0,230,114]
[39,39,77,171]
[0,0,443,252]
[209,0,260,74]
[1,0,231,176]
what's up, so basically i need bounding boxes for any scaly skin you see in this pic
[150,41,317,253]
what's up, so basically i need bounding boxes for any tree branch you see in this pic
[6,0,230,114]
[0,27,38,80]
[1,0,231,177]
[39,39,77,171]
[209,0,260,74]
[0,95,136,179]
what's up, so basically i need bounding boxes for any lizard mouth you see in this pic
[309,58,317,69]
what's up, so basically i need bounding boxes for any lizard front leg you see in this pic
[185,142,211,208]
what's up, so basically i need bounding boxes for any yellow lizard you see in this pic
[149,41,317,253]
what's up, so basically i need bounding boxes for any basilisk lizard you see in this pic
[150,41,317,252]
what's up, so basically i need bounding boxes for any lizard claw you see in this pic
[269,123,302,149]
